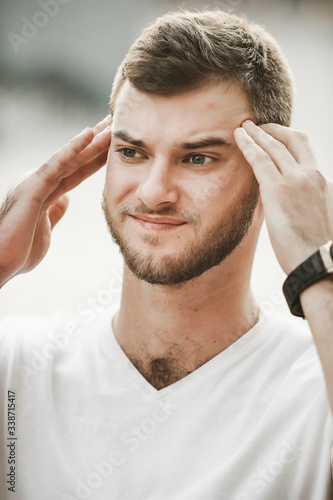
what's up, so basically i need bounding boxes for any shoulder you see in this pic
[0,306,117,364]
[259,310,313,349]
[0,306,118,389]
[254,311,323,383]
[0,311,80,349]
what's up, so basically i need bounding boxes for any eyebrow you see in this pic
[113,130,232,150]
[113,130,146,148]
[181,137,232,149]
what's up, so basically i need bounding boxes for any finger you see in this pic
[9,127,95,238]
[48,194,69,229]
[92,115,112,136]
[45,148,109,206]
[234,127,280,186]
[260,123,317,167]
[242,120,296,175]
[62,148,108,188]
[15,121,110,191]
[12,127,92,192]
[68,125,111,171]
[44,127,111,205]
[27,126,109,207]
[31,127,95,194]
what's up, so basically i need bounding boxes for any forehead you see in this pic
[112,80,251,144]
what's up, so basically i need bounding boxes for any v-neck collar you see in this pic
[101,305,269,399]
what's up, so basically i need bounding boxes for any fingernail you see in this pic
[242,120,255,126]
[236,127,248,136]
[235,127,254,143]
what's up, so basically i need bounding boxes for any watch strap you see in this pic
[282,241,333,318]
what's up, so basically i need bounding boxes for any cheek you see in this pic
[105,155,137,204]
[188,154,251,212]
[188,176,224,211]
[188,163,236,212]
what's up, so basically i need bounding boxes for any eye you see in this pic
[117,148,145,159]
[187,154,214,165]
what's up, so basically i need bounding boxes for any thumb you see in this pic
[48,194,69,229]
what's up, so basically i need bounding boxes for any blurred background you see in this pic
[0,0,332,319]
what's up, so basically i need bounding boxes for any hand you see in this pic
[0,115,112,288]
[234,120,333,275]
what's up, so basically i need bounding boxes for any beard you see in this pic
[102,177,259,286]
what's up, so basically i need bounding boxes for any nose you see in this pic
[135,159,179,210]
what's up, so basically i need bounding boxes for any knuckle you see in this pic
[242,143,272,164]
[36,162,53,182]
[257,129,273,145]
[68,139,85,157]
[262,152,273,164]
[243,143,258,160]
[255,150,272,165]
[298,174,310,189]
[314,169,328,186]
[35,160,62,189]
[294,130,309,143]
[288,171,308,186]
[286,171,321,195]
[278,178,296,196]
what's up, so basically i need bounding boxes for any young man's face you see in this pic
[103,80,259,285]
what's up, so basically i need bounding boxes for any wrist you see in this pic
[300,276,333,300]
[282,240,333,318]
[300,279,333,329]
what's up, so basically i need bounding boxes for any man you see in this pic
[0,8,332,500]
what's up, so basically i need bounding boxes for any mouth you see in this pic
[128,214,187,231]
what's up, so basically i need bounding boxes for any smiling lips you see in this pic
[128,214,187,231]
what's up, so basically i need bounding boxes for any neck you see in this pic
[113,247,261,390]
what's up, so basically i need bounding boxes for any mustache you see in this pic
[116,203,200,224]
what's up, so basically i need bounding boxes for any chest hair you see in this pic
[128,355,194,390]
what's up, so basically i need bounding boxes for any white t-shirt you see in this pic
[0,306,332,500]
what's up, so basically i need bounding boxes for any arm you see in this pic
[300,280,333,409]
[0,115,111,288]
[234,120,333,411]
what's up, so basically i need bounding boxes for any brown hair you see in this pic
[110,9,294,126]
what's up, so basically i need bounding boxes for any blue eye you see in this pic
[189,154,213,165]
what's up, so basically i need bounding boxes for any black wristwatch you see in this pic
[282,240,333,318]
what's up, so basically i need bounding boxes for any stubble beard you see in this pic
[102,178,259,286]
